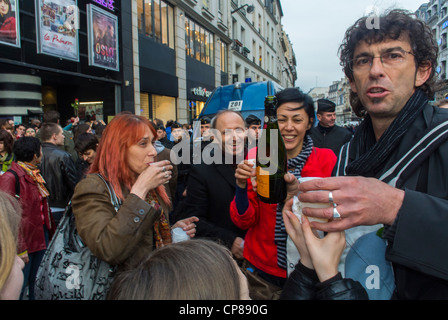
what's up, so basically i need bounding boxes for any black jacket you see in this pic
[176,155,246,248]
[39,142,80,208]
[310,124,352,156]
[280,262,368,300]
[337,105,448,299]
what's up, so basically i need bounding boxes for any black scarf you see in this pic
[346,89,428,177]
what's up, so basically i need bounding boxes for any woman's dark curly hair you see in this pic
[339,9,438,118]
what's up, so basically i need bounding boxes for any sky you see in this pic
[280,0,428,93]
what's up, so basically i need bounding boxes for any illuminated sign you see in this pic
[92,0,114,11]
[191,87,212,98]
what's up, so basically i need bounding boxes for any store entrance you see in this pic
[41,76,116,125]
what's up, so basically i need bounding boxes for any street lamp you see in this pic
[231,4,255,15]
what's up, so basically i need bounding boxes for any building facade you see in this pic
[136,0,297,125]
[0,0,297,126]
[416,0,448,101]
[0,0,134,125]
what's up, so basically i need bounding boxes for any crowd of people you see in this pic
[1,9,448,301]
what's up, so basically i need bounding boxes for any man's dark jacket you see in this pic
[39,142,80,208]
[310,124,352,156]
[176,153,246,249]
[337,105,448,299]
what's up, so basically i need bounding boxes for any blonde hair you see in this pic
[108,239,241,300]
[0,191,22,295]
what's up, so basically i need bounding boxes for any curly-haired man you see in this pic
[284,9,448,299]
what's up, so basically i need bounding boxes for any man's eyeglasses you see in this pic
[351,49,415,71]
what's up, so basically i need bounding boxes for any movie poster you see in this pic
[35,0,79,61]
[0,0,20,48]
[87,4,119,71]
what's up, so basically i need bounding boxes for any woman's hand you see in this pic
[131,160,173,199]
[301,215,346,283]
[173,216,199,238]
[282,201,313,269]
[284,173,299,202]
[235,160,256,189]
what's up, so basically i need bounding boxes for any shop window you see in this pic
[140,93,151,119]
[185,17,214,66]
[152,95,176,123]
[220,41,227,72]
[138,0,174,49]
[189,100,206,122]
[140,92,176,122]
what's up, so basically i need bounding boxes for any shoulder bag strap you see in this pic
[6,169,20,198]
[96,174,122,212]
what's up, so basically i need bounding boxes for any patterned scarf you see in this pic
[275,135,314,270]
[17,161,50,198]
[147,190,172,249]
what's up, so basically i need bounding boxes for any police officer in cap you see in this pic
[309,99,352,156]
[200,116,211,136]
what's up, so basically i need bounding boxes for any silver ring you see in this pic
[165,172,170,178]
[328,191,334,204]
[333,206,341,219]
[162,166,166,172]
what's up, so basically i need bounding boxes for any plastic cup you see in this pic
[247,158,256,185]
[171,227,190,243]
[292,177,331,238]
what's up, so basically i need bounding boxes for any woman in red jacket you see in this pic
[230,88,337,291]
[0,0,17,44]
[0,137,55,300]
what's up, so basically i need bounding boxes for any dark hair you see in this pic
[0,0,11,15]
[275,88,315,130]
[0,119,12,131]
[39,122,61,142]
[74,123,91,141]
[13,137,41,162]
[75,133,98,154]
[339,9,438,117]
[0,129,14,155]
[43,110,60,124]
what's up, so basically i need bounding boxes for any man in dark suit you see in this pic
[177,110,247,260]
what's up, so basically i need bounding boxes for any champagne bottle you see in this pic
[256,96,287,204]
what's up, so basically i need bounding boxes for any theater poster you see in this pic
[87,4,119,71]
[35,0,79,61]
[0,0,20,48]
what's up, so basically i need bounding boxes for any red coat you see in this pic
[230,147,337,278]
[0,162,55,254]
[0,16,16,43]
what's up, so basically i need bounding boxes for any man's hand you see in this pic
[296,176,405,232]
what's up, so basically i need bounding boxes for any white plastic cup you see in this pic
[292,177,331,238]
[247,158,257,185]
[171,227,190,243]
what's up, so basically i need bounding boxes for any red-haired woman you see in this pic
[71,113,198,272]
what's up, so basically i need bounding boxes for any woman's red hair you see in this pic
[89,112,170,206]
